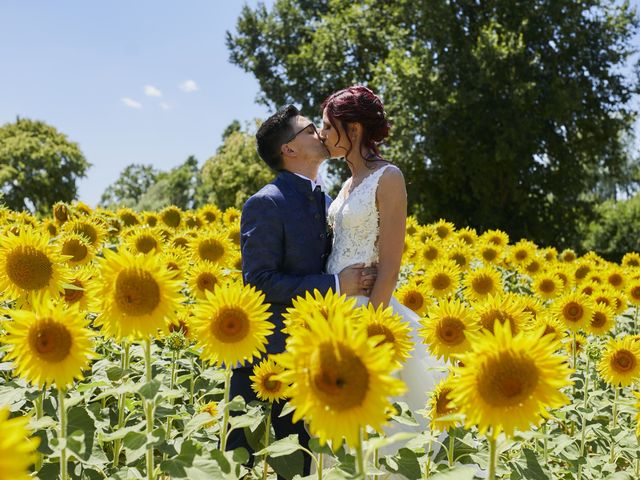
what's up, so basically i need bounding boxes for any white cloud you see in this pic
[179,80,198,92]
[121,97,142,109]
[160,102,171,110]
[144,85,163,97]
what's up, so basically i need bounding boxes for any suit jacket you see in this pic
[240,170,335,355]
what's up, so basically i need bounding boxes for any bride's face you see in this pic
[320,108,351,158]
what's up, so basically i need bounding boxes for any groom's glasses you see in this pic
[283,122,318,144]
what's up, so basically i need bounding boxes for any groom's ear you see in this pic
[281,143,296,158]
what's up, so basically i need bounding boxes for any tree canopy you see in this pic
[0,118,90,215]
[99,164,159,209]
[227,0,640,249]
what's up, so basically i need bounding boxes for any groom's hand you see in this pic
[338,263,378,296]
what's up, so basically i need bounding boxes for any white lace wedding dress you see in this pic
[326,165,446,450]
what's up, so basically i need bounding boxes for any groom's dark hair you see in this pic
[256,104,300,170]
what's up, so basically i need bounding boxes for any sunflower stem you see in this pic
[424,435,433,479]
[220,366,232,452]
[162,350,178,466]
[578,356,591,480]
[113,340,130,468]
[542,422,548,463]
[189,356,196,405]
[35,387,44,471]
[262,403,272,480]
[356,428,366,479]
[610,387,619,465]
[59,387,68,480]
[447,428,455,467]
[144,338,155,480]
[487,434,497,480]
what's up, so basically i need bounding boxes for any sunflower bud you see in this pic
[586,343,602,362]
[166,330,187,352]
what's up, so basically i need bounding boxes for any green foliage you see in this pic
[196,124,274,210]
[138,156,200,211]
[0,117,90,215]
[227,0,640,249]
[580,193,640,262]
[99,164,159,209]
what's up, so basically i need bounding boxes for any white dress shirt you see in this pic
[293,173,340,295]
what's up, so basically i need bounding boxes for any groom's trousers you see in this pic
[226,366,312,479]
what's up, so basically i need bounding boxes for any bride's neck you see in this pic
[346,150,377,178]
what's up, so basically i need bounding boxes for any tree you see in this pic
[138,156,200,211]
[196,122,275,210]
[227,0,640,249]
[0,118,90,215]
[99,164,159,208]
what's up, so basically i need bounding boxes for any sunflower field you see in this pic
[1,201,640,480]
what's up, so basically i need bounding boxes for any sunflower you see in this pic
[532,271,563,300]
[199,401,218,428]
[2,299,95,388]
[476,241,503,265]
[432,219,456,240]
[463,265,503,302]
[564,333,587,357]
[162,247,186,280]
[551,291,596,332]
[251,358,288,402]
[634,391,640,438]
[160,206,183,229]
[395,279,431,315]
[63,219,105,249]
[622,252,640,269]
[508,240,538,267]
[143,212,159,227]
[184,213,204,229]
[610,289,628,315]
[573,262,592,284]
[53,202,70,225]
[124,227,164,255]
[192,282,273,367]
[579,282,598,297]
[456,227,478,246]
[446,243,473,271]
[275,310,405,448]
[96,249,183,340]
[187,260,228,300]
[549,264,573,292]
[190,232,234,266]
[449,321,572,439]
[428,377,460,432]
[62,266,99,312]
[627,279,640,306]
[587,304,616,336]
[0,407,40,480]
[416,240,443,267]
[531,314,565,343]
[560,249,577,263]
[473,294,531,336]
[0,228,70,302]
[222,207,241,226]
[420,298,479,361]
[597,336,640,387]
[57,232,95,266]
[225,225,241,246]
[604,267,626,291]
[516,294,546,322]
[405,216,420,236]
[43,220,58,237]
[591,286,617,310]
[541,247,558,263]
[198,204,223,225]
[171,233,191,250]
[283,289,357,335]
[480,229,509,249]
[354,303,413,364]
[424,260,461,298]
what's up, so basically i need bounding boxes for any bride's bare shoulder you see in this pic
[377,164,406,197]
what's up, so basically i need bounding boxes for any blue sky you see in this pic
[0,1,273,206]
[1,1,638,207]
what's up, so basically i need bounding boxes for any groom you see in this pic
[230,105,376,478]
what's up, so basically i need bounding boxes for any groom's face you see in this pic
[282,115,329,164]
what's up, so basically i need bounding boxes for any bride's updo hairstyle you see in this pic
[321,85,391,162]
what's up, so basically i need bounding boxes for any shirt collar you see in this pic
[294,172,320,191]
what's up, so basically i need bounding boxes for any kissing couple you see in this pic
[231,85,445,478]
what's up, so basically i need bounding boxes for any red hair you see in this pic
[321,85,391,161]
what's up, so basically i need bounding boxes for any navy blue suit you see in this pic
[228,170,335,478]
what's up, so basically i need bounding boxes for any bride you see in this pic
[318,85,446,444]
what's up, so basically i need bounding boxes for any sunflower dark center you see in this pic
[310,342,369,411]
[28,319,72,362]
[212,307,249,343]
[135,235,158,254]
[472,275,494,295]
[563,302,584,322]
[6,246,53,290]
[197,272,218,292]
[115,268,161,316]
[477,352,539,407]
[198,239,225,263]
[62,238,88,262]
[436,317,466,345]
[612,349,636,372]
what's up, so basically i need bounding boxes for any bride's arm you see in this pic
[368,166,407,308]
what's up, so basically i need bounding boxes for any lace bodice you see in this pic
[326,165,391,274]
